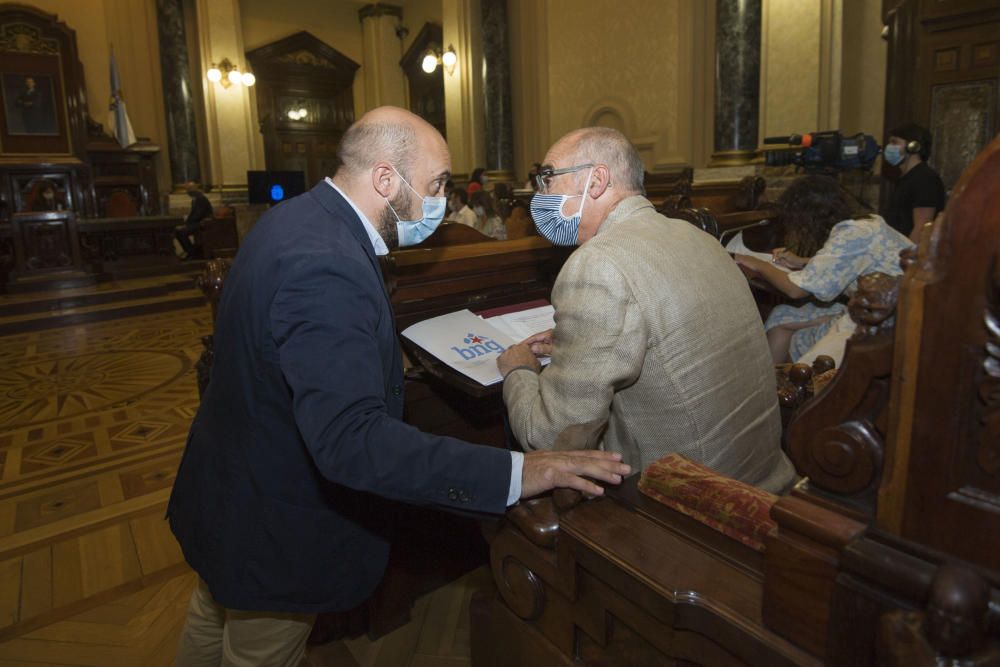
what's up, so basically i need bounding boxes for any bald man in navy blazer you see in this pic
[168,107,628,665]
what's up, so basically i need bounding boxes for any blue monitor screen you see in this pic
[248,170,306,204]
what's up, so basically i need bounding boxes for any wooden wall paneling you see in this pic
[246,32,360,188]
[882,0,1000,203]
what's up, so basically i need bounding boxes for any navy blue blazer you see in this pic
[168,182,513,613]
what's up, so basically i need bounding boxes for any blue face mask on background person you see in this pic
[884,144,905,167]
[384,166,447,246]
[530,168,594,246]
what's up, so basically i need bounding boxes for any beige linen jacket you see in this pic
[504,196,796,493]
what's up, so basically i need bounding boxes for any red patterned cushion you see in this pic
[638,454,778,551]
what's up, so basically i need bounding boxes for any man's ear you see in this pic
[372,163,395,199]
[589,165,612,199]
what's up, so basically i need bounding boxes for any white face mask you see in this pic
[383,166,448,246]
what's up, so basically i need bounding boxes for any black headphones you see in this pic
[905,139,922,155]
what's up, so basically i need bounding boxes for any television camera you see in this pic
[763,131,880,172]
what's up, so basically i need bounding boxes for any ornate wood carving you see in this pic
[877,563,999,665]
[196,258,231,321]
[930,80,997,190]
[979,257,1000,476]
[273,50,338,69]
[0,21,58,54]
[876,132,1000,570]
[246,31,360,187]
[782,272,901,514]
[10,211,77,271]
[194,258,231,397]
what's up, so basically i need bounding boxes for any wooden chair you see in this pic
[470,135,1000,666]
[103,189,139,218]
[195,206,239,259]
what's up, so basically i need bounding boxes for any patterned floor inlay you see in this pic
[0,351,191,429]
[0,292,212,640]
[0,275,497,664]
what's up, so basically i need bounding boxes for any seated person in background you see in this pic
[467,167,487,194]
[175,181,213,259]
[883,123,946,242]
[734,175,913,364]
[497,127,796,493]
[470,190,506,240]
[446,187,478,228]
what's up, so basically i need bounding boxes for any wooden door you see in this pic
[883,0,1000,191]
[246,32,359,188]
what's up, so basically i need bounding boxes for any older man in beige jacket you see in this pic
[497,128,795,493]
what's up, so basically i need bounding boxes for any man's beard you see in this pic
[377,189,412,249]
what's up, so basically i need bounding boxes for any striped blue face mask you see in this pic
[529,168,594,246]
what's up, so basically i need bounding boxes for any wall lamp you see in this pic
[421,44,457,75]
[206,58,256,88]
[287,101,309,121]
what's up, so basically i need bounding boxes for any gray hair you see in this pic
[569,127,645,195]
[336,117,417,179]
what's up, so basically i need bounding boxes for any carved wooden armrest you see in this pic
[504,419,611,548]
[506,498,560,549]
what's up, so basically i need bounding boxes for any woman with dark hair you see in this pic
[733,174,912,363]
[467,167,487,194]
[469,190,505,239]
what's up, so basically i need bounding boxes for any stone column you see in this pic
[358,4,406,110]
[711,0,761,166]
[480,0,514,181]
[443,0,486,178]
[155,0,201,188]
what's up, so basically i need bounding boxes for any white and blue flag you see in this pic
[108,49,136,148]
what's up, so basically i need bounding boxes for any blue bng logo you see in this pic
[270,184,285,201]
[451,332,505,360]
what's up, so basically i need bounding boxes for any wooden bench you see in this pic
[470,135,1000,666]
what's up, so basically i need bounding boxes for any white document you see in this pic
[401,310,517,386]
[725,231,792,273]
[483,305,555,342]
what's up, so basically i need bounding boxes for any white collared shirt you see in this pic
[322,176,523,506]
[325,177,389,256]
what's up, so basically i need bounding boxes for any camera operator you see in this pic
[883,123,945,241]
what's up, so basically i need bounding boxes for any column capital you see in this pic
[358,3,403,22]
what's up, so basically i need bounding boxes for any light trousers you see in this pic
[174,577,315,667]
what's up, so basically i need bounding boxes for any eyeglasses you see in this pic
[534,163,594,194]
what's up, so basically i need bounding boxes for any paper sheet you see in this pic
[484,305,555,342]
[725,231,792,273]
[401,310,516,386]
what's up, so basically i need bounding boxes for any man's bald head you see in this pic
[336,106,444,180]
[331,106,452,250]
[554,127,645,196]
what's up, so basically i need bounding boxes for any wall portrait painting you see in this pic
[1,72,58,135]
[0,51,71,156]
